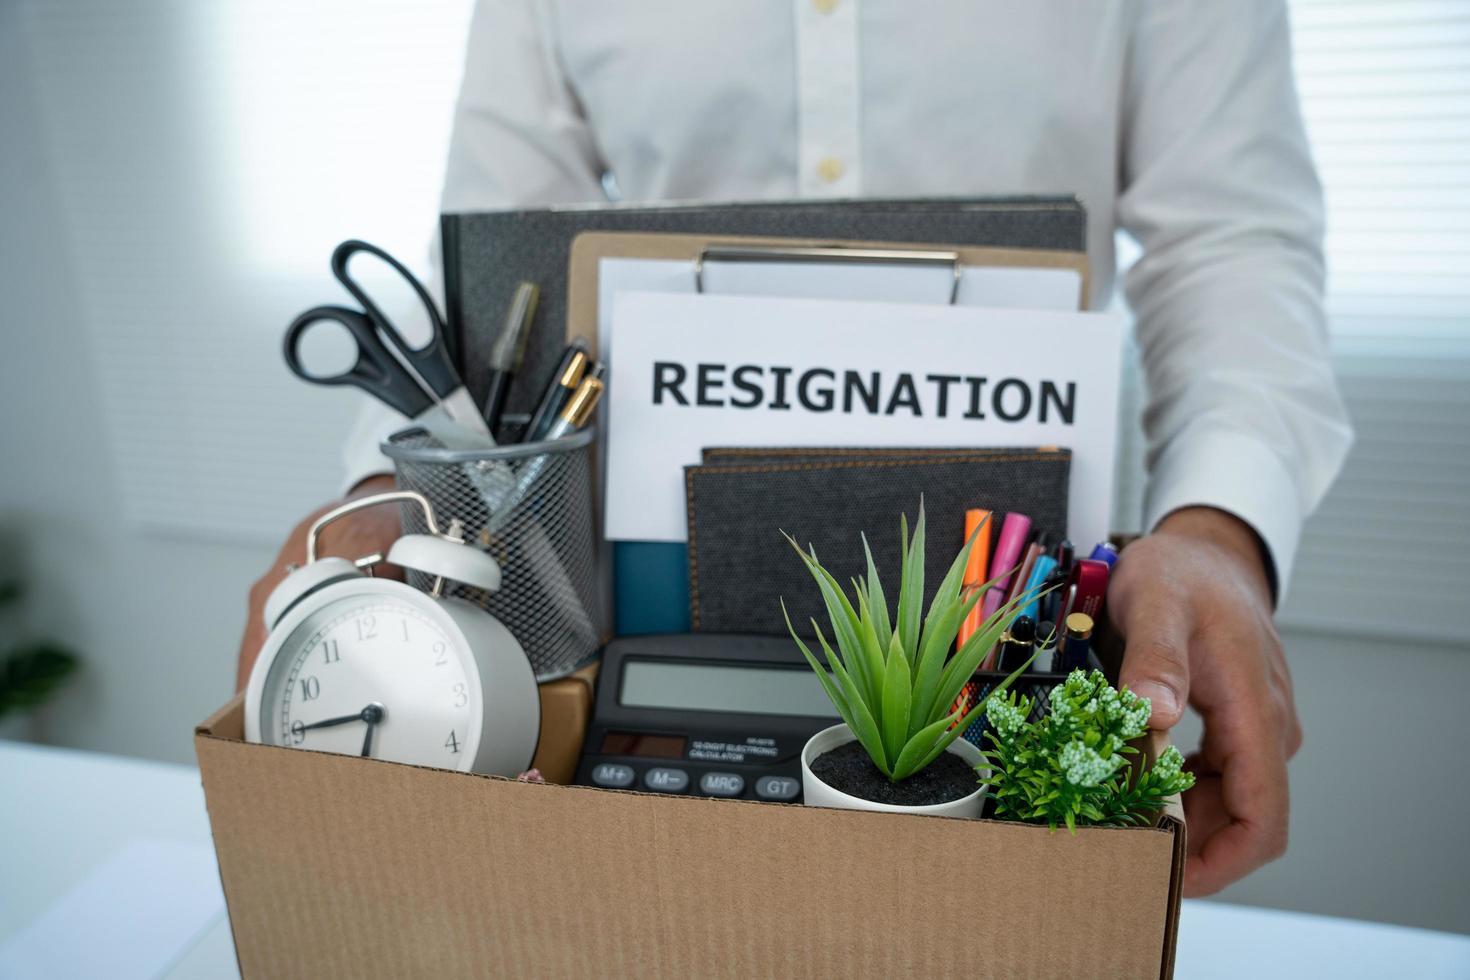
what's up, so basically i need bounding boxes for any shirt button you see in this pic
[816,157,845,184]
[812,0,839,13]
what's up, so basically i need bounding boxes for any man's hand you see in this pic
[235,474,403,692]
[1109,506,1302,897]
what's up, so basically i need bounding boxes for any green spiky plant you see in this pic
[782,503,1041,785]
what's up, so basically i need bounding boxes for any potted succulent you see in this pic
[783,505,1037,817]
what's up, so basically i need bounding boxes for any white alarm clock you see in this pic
[244,490,540,775]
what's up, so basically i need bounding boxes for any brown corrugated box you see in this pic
[195,686,1186,978]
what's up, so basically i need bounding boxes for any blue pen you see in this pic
[1088,541,1119,568]
[1019,555,1057,622]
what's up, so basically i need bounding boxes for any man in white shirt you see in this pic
[238,0,1352,897]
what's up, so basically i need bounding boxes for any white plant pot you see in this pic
[800,723,987,818]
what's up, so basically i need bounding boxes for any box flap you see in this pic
[196,695,244,740]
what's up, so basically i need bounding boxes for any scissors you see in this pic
[284,240,491,438]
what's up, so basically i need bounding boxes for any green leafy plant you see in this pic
[981,668,1195,831]
[0,581,80,721]
[783,503,1040,784]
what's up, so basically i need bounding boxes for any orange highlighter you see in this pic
[957,509,993,649]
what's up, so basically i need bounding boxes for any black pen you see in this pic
[481,282,539,433]
[997,615,1037,673]
[524,340,589,442]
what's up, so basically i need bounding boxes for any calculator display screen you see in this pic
[620,659,837,718]
[599,731,688,759]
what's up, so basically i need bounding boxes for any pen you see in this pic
[982,513,1032,620]
[957,508,993,649]
[1058,612,1094,672]
[481,282,540,433]
[524,340,590,442]
[1055,539,1074,576]
[997,616,1037,673]
[491,374,605,527]
[542,374,603,442]
[1036,619,1058,673]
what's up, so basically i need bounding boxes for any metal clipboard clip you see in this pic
[693,244,963,305]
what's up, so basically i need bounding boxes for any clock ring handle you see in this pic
[305,490,444,564]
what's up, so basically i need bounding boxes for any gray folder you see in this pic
[439,196,1086,412]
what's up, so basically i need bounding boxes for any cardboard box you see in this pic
[196,696,1185,978]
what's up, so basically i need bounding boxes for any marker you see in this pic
[982,513,1032,620]
[1058,612,1094,672]
[1018,555,1057,623]
[1066,558,1110,624]
[957,509,993,649]
[481,282,539,433]
[524,340,589,442]
[1088,541,1119,568]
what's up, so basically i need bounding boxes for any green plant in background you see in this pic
[0,581,80,721]
[783,503,1040,783]
[982,668,1195,831]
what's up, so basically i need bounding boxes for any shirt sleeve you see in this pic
[1118,0,1354,599]
[340,0,607,493]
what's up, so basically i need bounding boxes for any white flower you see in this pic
[986,696,1027,738]
[1058,739,1122,788]
[1154,745,1185,780]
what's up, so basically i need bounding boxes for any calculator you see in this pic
[574,633,840,803]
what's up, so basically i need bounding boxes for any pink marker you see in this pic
[981,512,1032,620]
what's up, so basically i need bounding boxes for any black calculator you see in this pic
[574,634,840,803]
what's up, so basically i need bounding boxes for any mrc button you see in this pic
[698,772,745,798]
[755,775,800,801]
[643,767,690,793]
[590,763,634,789]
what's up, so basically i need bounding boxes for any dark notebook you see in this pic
[685,447,1070,637]
[439,196,1087,415]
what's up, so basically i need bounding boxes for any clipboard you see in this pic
[564,231,1091,354]
[566,233,1091,636]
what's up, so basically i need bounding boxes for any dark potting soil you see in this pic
[810,740,978,807]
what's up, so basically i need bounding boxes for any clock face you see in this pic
[256,591,481,770]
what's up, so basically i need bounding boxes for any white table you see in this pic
[2,741,1467,979]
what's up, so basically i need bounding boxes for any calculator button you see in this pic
[755,775,800,801]
[643,767,690,793]
[699,772,745,798]
[591,763,634,789]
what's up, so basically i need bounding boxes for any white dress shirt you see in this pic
[344,0,1353,593]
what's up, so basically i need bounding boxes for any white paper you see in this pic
[596,256,1082,365]
[0,838,226,980]
[605,291,1125,547]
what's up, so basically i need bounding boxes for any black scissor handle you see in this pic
[283,304,434,419]
[330,240,461,400]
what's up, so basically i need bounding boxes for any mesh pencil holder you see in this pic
[382,420,604,681]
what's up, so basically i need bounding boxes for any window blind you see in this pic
[1277,0,1470,641]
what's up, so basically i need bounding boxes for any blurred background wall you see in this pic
[1,0,1466,935]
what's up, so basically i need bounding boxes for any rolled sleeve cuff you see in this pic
[1143,429,1304,603]
[340,399,407,496]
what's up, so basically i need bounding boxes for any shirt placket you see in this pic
[793,0,861,197]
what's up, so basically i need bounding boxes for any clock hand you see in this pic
[359,702,386,758]
[295,711,367,732]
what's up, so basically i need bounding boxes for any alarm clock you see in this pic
[244,490,539,776]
